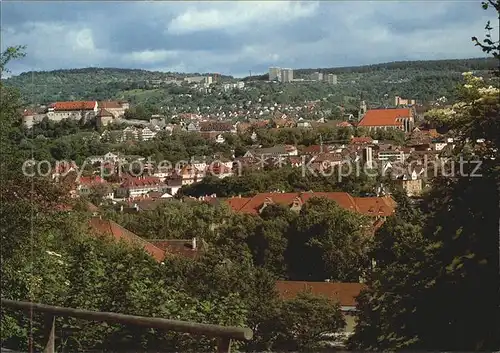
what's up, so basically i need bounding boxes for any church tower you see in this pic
[358,100,367,121]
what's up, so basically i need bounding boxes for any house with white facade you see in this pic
[46,101,98,122]
[98,101,129,119]
[115,176,168,198]
[140,127,157,141]
[122,127,139,141]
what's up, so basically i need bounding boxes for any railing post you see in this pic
[43,315,55,353]
[1,299,253,350]
[217,337,231,353]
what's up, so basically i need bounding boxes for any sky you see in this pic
[1,1,497,77]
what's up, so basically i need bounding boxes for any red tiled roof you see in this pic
[302,145,323,154]
[78,175,105,185]
[199,121,233,132]
[227,197,252,211]
[350,136,373,145]
[120,177,162,188]
[225,192,396,227]
[336,121,353,127]
[227,192,362,215]
[149,239,201,259]
[276,281,366,307]
[358,108,412,127]
[310,153,343,163]
[301,192,359,212]
[353,196,395,217]
[89,217,165,262]
[53,101,96,111]
[98,101,122,109]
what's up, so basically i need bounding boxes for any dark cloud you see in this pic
[1,1,496,76]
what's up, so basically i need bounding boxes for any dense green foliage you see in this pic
[4,58,498,114]
[348,10,500,347]
[3,67,232,104]
[104,197,373,283]
[2,3,500,350]
[180,167,391,198]
[1,48,350,352]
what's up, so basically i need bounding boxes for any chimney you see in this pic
[192,237,197,250]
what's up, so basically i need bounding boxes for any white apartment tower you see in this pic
[269,67,281,81]
[281,68,294,83]
[326,74,338,84]
[312,72,323,81]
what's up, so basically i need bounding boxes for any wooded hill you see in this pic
[3,57,497,109]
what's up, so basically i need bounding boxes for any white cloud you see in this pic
[3,22,108,69]
[1,1,495,76]
[167,1,319,34]
[125,50,179,64]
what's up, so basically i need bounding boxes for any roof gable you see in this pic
[354,196,395,217]
[99,101,122,109]
[89,217,165,262]
[53,101,97,111]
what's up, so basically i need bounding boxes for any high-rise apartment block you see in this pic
[312,72,323,81]
[269,67,281,81]
[280,68,294,83]
[326,74,338,85]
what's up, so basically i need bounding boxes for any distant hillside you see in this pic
[3,58,497,108]
[3,67,233,104]
[293,57,498,76]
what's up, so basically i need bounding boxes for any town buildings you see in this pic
[357,108,415,132]
[226,191,396,230]
[98,101,129,118]
[394,96,416,106]
[281,68,294,83]
[268,66,294,82]
[312,72,323,81]
[46,101,98,122]
[23,100,128,128]
[116,176,168,198]
[326,73,338,84]
[269,67,281,81]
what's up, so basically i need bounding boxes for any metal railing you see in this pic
[1,299,253,353]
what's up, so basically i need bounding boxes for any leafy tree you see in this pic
[350,7,500,349]
[286,197,372,282]
[348,217,430,350]
[472,0,500,60]
[266,292,345,351]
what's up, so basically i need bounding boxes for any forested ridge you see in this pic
[294,57,498,75]
[3,57,498,109]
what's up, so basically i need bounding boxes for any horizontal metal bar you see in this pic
[1,299,253,341]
